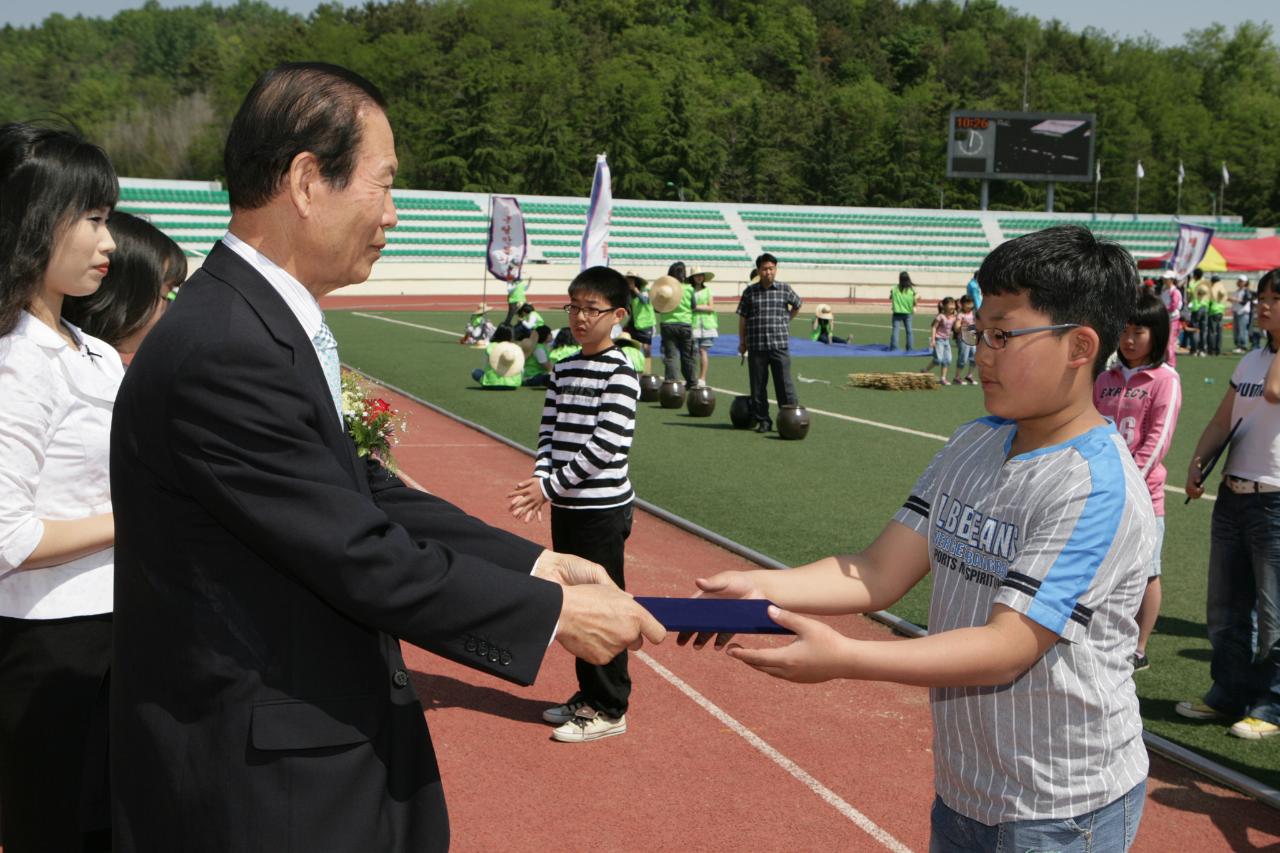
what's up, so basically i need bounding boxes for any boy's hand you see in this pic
[677,572,764,650]
[508,478,548,522]
[532,550,616,588]
[1185,456,1205,500]
[726,607,852,684]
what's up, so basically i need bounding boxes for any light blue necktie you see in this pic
[312,321,343,421]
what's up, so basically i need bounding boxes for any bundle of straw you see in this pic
[847,372,939,391]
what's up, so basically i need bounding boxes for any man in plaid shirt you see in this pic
[736,253,802,433]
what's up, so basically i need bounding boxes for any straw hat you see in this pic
[651,275,684,313]
[815,303,834,320]
[624,271,648,286]
[1238,274,1250,282]
[488,341,525,377]
[475,303,490,313]
[686,265,716,282]
[616,330,633,342]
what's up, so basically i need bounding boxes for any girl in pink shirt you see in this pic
[1094,290,1182,670]
[928,297,958,386]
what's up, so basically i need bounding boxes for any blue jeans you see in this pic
[1234,313,1251,349]
[890,313,913,351]
[929,780,1145,853]
[1204,488,1280,724]
[956,341,975,370]
[933,339,952,366]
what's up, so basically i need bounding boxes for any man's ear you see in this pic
[1067,326,1100,370]
[286,151,321,218]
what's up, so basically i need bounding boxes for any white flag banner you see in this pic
[1222,162,1230,186]
[1136,160,1145,179]
[580,153,612,270]
[1177,161,1185,185]
[1170,222,1215,280]
[486,196,527,282]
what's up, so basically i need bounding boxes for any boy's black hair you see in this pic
[977,224,1138,377]
[756,252,778,268]
[491,324,514,343]
[568,265,629,310]
[516,303,533,315]
[667,261,687,282]
[1117,289,1170,369]
[534,324,552,343]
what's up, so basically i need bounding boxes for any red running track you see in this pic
[377,383,1280,853]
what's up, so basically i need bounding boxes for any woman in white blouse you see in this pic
[0,123,121,852]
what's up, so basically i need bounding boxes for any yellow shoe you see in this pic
[1229,717,1280,740]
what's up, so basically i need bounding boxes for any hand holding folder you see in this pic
[1185,418,1243,504]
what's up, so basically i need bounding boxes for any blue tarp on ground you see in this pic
[652,333,932,359]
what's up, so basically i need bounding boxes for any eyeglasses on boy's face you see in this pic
[562,304,613,320]
[959,323,1081,350]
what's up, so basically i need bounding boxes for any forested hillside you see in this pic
[1,0,1277,223]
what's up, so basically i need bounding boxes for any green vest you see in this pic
[618,343,645,373]
[658,284,694,325]
[810,318,825,341]
[548,344,581,366]
[890,287,916,314]
[507,279,527,304]
[631,288,656,330]
[481,344,521,388]
[523,309,545,328]
[522,343,550,380]
[468,311,486,327]
[693,287,718,332]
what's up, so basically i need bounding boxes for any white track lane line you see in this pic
[348,311,1216,503]
[637,651,915,853]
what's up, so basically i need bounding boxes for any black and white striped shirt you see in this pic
[535,347,638,509]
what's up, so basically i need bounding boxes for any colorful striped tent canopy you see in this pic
[1138,235,1280,272]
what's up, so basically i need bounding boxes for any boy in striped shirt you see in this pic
[688,226,1154,851]
[509,266,640,742]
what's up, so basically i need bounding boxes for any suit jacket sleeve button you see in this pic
[500,651,512,666]
[488,649,500,662]
[392,669,409,688]
[465,637,477,653]
[477,641,488,656]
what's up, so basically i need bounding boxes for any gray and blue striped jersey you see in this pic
[893,417,1153,824]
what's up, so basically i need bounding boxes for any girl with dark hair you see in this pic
[1093,289,1182,671]
[0,122,120,852]
[1182,268,1280,740]
[63,210,186,363]
[889,270,917,350]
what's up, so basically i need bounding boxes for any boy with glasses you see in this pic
[688,226,1154,851]
[508,266,640,742]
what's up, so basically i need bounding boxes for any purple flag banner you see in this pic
[486,196,527,282]
[1170,222,1215,279]
[580,154,612,270]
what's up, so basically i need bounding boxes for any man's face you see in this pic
[757,261,777,287]
[307,107,398,291]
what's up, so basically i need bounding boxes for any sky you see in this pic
[1,0,1275,46]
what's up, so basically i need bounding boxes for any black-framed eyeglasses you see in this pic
[959,323,1081,350]
[562,304,611,319]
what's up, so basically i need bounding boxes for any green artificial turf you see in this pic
[329,307,1277,789]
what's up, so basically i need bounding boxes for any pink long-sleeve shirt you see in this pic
[1093,362,1182,515]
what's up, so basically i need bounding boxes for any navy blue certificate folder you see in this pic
[635,597,794,635]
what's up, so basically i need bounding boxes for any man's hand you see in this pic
[725,607,853,684]
[508,478,548,523]
[676,572,764,650]
[556,585,666,664]
[1185,456,1205,500]
[532,550,615,588]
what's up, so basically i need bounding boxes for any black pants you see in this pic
[747,349,798,427]
[550,503,633,718]
[0,613,112,853]
[659,323,697,384]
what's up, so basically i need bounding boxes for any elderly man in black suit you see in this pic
[109,62,664,852]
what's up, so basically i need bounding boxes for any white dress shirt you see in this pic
[0,311,123,618]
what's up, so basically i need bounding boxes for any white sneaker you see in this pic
[551,706,627,742]
[542,695,588,725]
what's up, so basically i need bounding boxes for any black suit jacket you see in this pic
[109,242,562,852]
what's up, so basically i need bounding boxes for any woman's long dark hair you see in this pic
[1117,289,1170,368]
[1259,268,1279,352]
[898,271,914,292]
[62,212,183,347]
[0,123,118,337]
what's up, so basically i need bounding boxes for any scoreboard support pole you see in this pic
[979,180,989,211]
[1046,182,1055,212]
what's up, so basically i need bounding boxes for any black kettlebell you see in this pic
[686,385,716,417]
[777,404,810,440]
[729,395,753,429]
[659,379,686,409]
[638,374,662,402]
